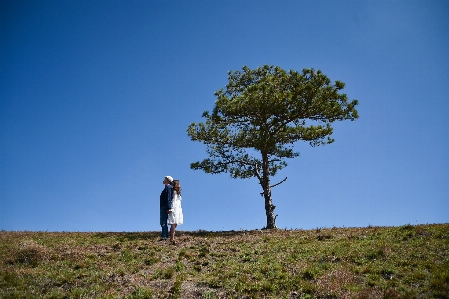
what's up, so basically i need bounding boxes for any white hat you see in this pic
[165,176,173,182]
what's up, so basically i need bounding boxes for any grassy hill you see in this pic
[1,224,448,299]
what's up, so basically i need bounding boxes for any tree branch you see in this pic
[271,176,288,188]
[217,158,258,168]
[252,160,260,177]
[260,177,288,195]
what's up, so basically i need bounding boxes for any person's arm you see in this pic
[166,186,173,212]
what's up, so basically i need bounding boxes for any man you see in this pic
[159,175,173,240]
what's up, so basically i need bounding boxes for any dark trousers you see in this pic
[160,206,168,239]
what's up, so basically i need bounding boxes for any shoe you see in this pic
[170,240,176,245]
[159,238,167,241]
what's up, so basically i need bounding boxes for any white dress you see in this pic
[167,191,183,225]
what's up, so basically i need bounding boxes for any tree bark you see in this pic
[261,152,277,229]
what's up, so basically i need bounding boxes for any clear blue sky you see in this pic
[1,0,448,232]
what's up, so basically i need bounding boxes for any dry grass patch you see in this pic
[1,224,448,298]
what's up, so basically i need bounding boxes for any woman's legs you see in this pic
[170,224,178,242]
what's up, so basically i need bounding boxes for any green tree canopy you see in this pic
[187,65,359,229]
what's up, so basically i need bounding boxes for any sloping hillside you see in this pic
[1,224,448,298]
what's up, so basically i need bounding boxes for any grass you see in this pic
[1,224,448,298]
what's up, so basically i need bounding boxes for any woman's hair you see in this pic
[172,180,181,196]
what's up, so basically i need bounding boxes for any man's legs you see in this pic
[160,206,168,239]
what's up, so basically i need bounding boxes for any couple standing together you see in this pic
[160,176,183,244]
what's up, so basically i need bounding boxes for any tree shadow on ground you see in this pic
[179,229,266,238]
[93,231,160,242]
[92,229,267,242]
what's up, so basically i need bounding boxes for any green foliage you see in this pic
[187,65,359,179]
[1,224,448,298]
[126,287,153,299]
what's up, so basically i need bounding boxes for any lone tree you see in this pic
[187,65,359,229]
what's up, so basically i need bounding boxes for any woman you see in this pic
[167,179,183,244]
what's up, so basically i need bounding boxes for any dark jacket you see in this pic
[160,184,173,209]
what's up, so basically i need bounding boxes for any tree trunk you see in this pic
[263,185,276,229]
[261,152,277,229]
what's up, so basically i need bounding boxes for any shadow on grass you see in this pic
[180,229,266,238]
[93,231,160,242]
[92,229,265,241]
